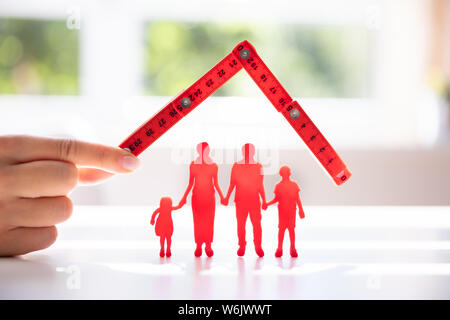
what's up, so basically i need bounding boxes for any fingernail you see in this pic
[120,155,140,171]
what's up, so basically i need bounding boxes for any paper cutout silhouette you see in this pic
[223,143,266,257]
[151,197,182,257]
[179,142,225,257]
[263,165,305,258]
[151,146,307,260]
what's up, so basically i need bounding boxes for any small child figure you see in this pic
[150,197,182,258]
[263,166,305,258]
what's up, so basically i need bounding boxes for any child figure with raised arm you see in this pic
[151,197,183,258]
[262,166,305,258]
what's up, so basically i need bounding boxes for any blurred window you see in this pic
[0,0,436,149]
[144,21,372,98]
[0,18,79,95]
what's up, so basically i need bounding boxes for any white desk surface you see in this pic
[1,205,450,299]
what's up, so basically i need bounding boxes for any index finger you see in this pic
[0,135,140,173]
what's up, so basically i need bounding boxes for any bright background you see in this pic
[0,0,449,206]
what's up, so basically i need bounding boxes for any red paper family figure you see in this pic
[178,142,225,258]
[263,166,305,258]
[150,197,182,258]
[222,143,266,258]
[150,143,305,259]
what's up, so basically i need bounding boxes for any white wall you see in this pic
[70,148,450,206]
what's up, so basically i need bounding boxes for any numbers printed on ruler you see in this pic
[119,40,351,186]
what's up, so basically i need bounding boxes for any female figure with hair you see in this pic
[150,197,182,258]
[179,142,225,257]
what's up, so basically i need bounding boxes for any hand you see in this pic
[150,219,155,226]
[262,202,268,210]
[0,135,140,256]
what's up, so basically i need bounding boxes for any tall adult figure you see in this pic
[223,143,267,257]
[179,142,225,257]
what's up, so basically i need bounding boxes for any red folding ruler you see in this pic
[119,40,351,185]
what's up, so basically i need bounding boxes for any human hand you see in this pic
[0,135,140,256]
[150,219,155,226]
[262,202,268,210]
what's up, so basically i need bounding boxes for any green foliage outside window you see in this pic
[0,18,79,95]
[0,19,371,98]
[144,21,372,98]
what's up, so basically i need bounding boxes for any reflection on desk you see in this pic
[1,205,450,299]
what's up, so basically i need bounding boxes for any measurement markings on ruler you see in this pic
[119,40,351,185]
